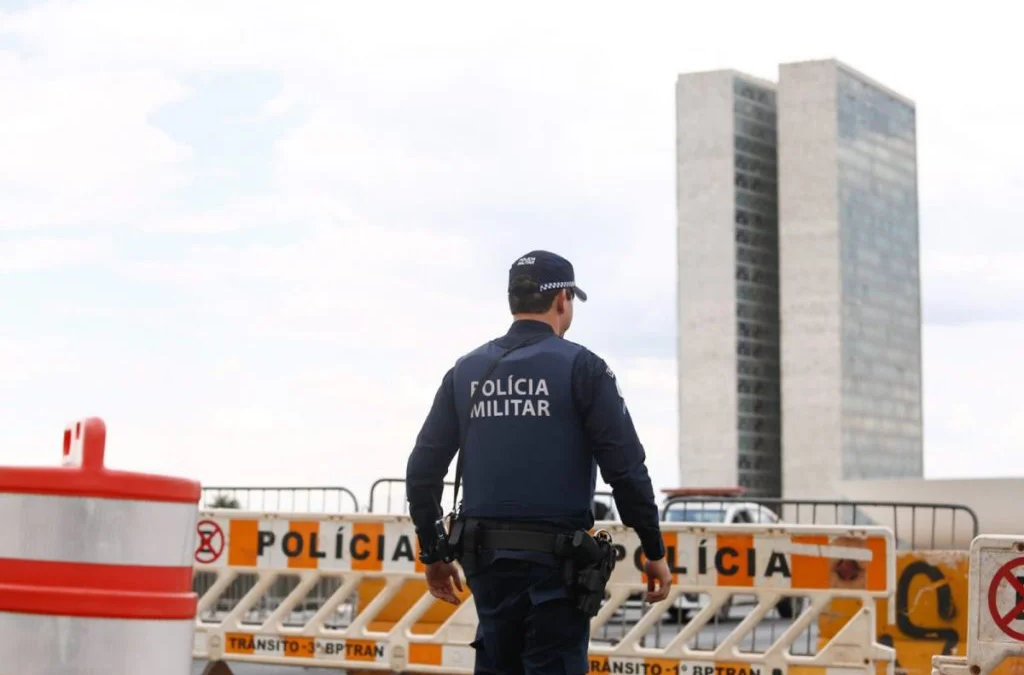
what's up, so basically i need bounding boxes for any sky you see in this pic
[1,1,1021,512]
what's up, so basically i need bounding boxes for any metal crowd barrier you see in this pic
[367,477,449,514]
[201,486,360,514]
[662,497,980,551]
[201,481,617,521]
[191,510,897,674]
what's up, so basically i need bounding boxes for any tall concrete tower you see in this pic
[675,69,783,498]
[777,59,923,498]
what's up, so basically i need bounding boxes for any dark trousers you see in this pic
[466,555,590,675]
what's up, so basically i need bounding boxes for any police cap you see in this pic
[508,250,588,302]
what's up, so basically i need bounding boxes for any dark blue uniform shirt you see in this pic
[406,319,665,562]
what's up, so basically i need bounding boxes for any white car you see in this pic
[661,499,802,621]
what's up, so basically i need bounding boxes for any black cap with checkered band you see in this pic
[507,250,587,302]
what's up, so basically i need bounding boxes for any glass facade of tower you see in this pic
[836,68,924,479]
[732,76,782,497]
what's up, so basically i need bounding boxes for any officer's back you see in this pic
[452,316,596,528]
[406,250,671,675]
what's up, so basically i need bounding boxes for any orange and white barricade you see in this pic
[0,417,201,674]
[193,511,898,675]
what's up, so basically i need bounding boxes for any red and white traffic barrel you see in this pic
[0,416,201,674]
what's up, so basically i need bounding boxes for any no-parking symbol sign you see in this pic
[974,538,1024,647]
[986,555,1024,641]
[195,519,226,564]
[954,537,1024,675]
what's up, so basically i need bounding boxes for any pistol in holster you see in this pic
[560,529,616,617]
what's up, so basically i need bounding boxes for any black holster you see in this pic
[455,520,615,617]
[563,530,616,617]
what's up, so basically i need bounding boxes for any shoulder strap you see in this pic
[450,333,553,514]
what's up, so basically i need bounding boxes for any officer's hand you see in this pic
[644,558,673,603]
[425,561,464,605]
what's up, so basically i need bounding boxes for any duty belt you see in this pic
[475,527,571,555]
[463,519,591,558]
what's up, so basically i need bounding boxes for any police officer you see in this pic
[406,250,672,675]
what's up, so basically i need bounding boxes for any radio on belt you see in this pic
[0,416,202,675]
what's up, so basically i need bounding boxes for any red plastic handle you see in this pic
[61,417,106,471]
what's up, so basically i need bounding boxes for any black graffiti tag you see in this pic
[880,560,960,658]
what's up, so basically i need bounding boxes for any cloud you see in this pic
[0,235,114,273]
[0,335,83,393]
[0,51,190,231]
[922,321,1024,479]
[923,252,1024,325]
[114,216,491,355]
